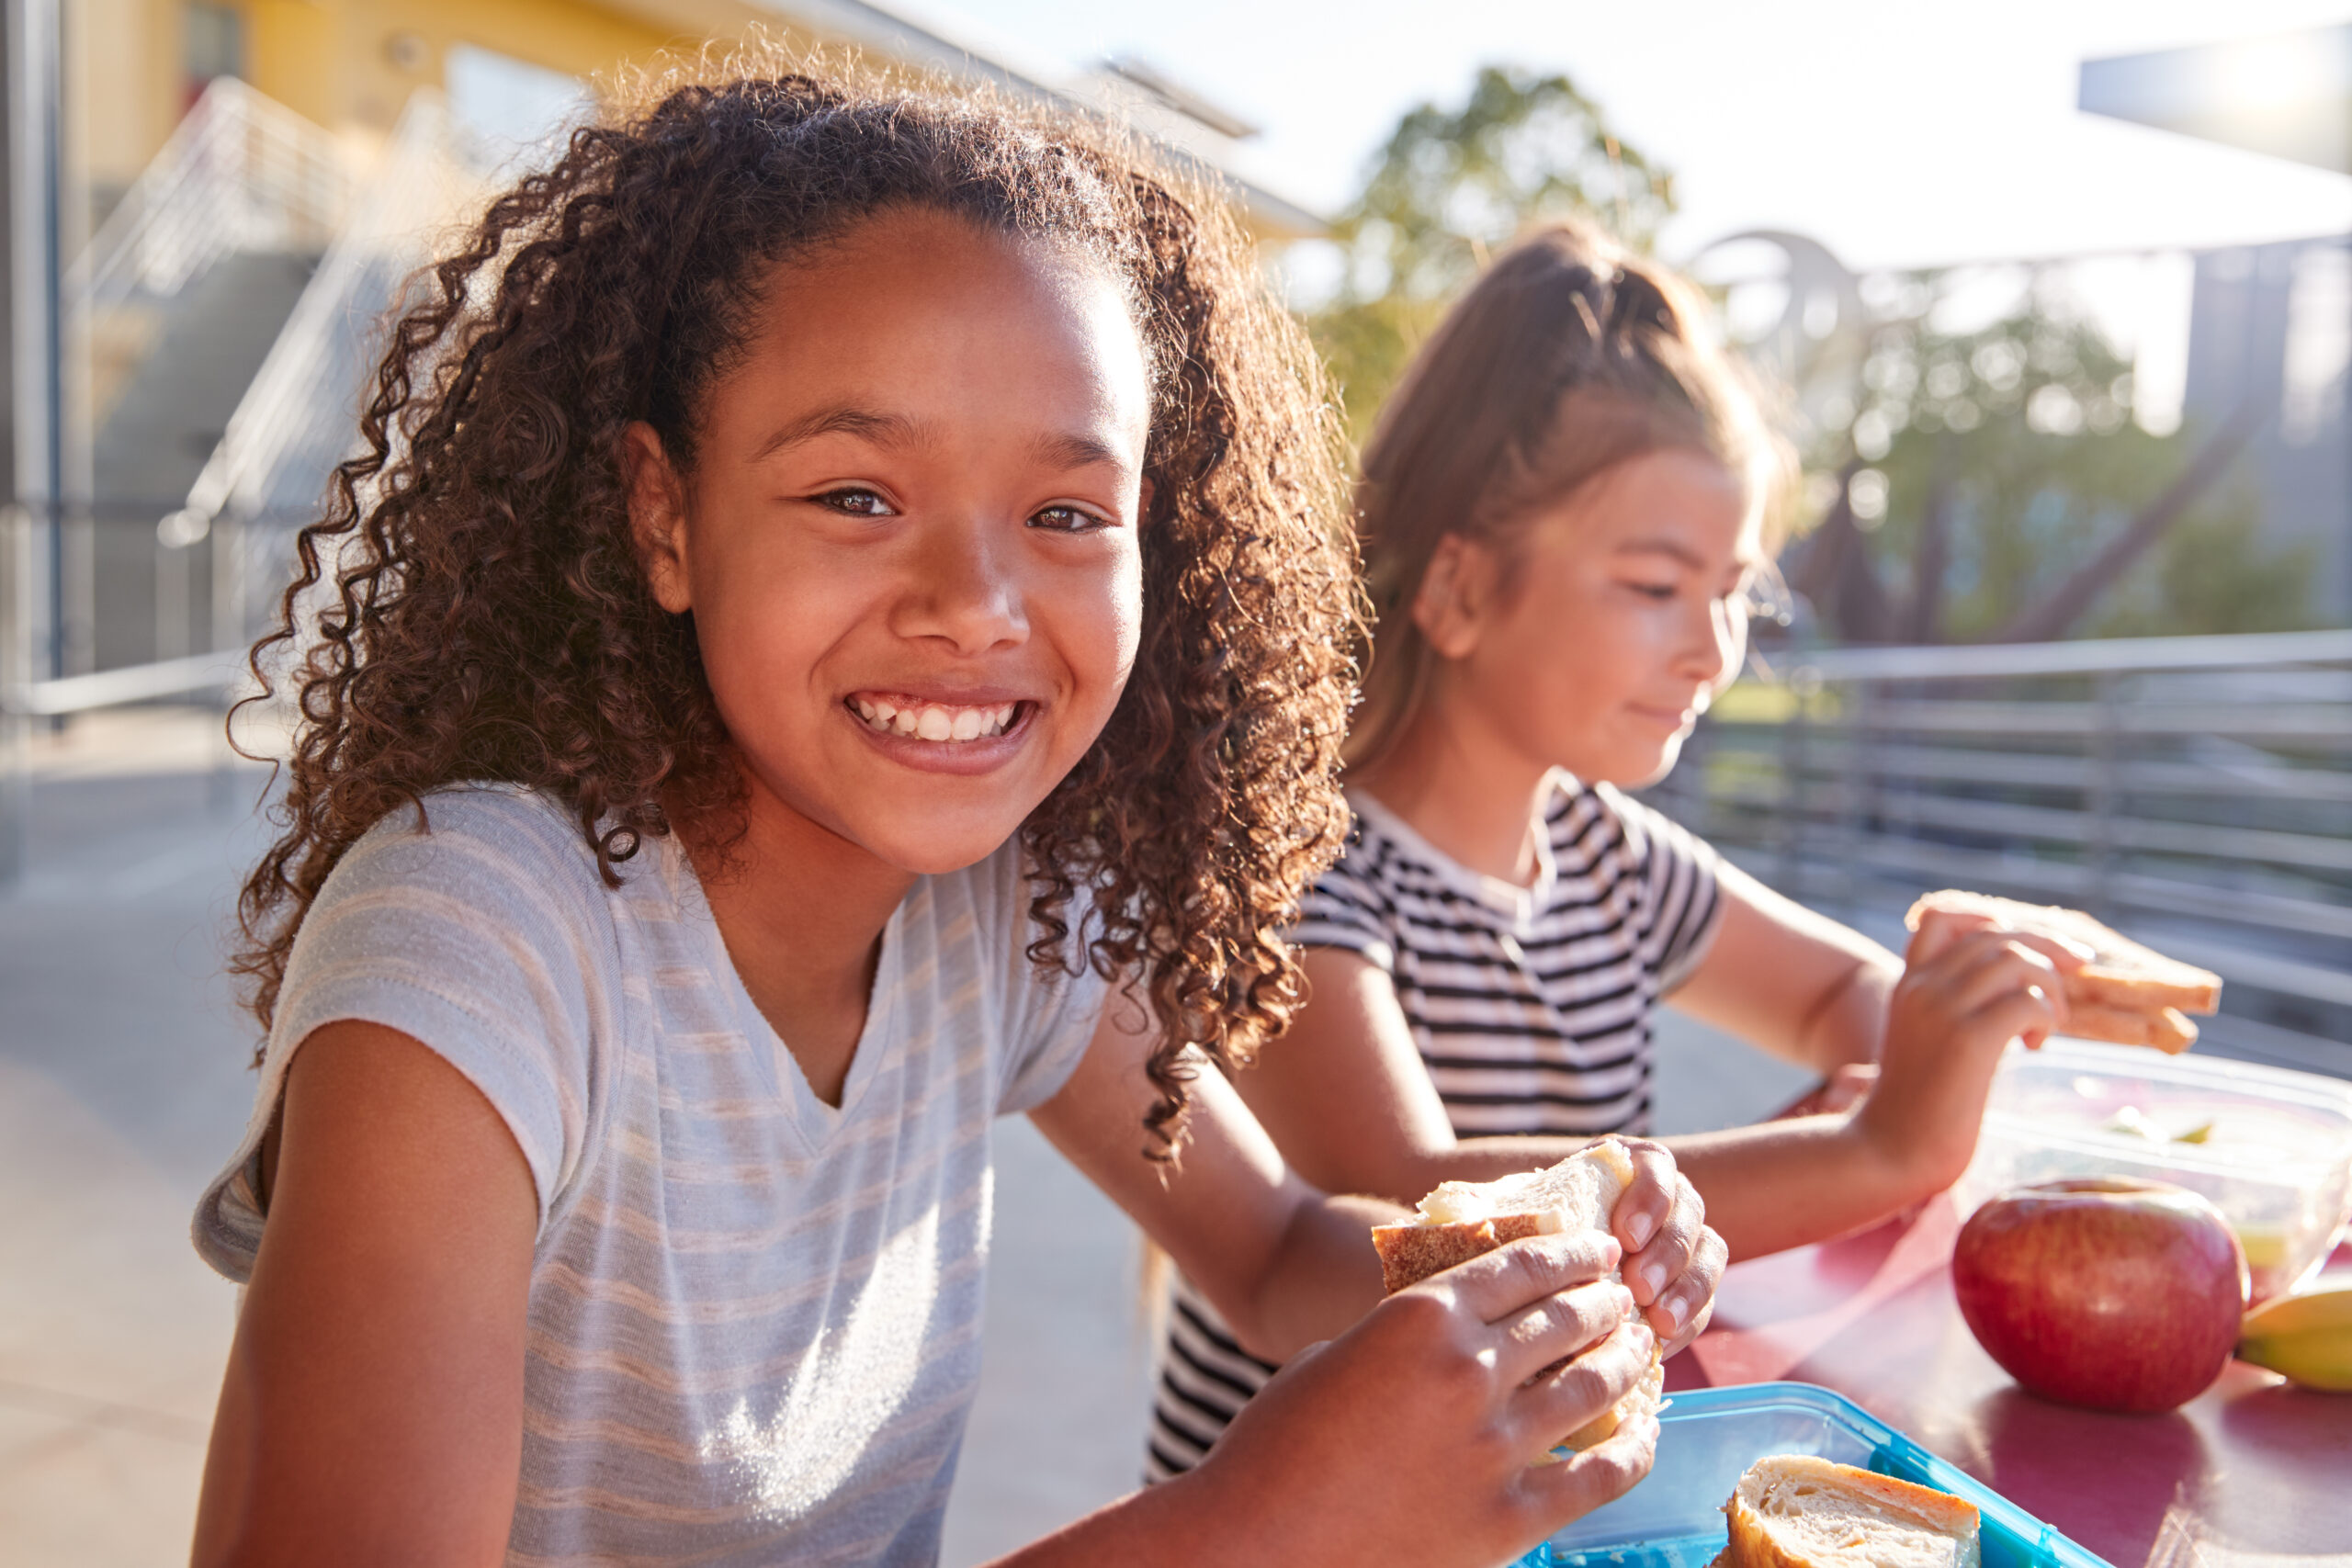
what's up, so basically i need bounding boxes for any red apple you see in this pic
[1952,1178,2247,1413]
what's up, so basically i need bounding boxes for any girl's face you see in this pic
[629,209,1151,876]
[1421,449,1761,789]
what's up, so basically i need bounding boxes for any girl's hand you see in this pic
[1190,1230,1659,1568]
[1602,1136,1726,1356]
[1852,908,2086,1194]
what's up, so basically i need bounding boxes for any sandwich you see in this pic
[1718,1455,1981,1568]
[1904,890,2221,1055]
[1369,1143,1663,1452]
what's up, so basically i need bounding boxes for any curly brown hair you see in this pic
[232,50,1362,1154]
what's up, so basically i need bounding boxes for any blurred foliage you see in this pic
[1804,288,2316,640]
[1306,66,1674,439]
[2093,497,2320,637]
[1307,69,2311,640]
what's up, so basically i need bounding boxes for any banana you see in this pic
[2237,1284,2352,1392]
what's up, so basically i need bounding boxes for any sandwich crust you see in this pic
[1722,1455,1980,1568]
[1370,1213,1553,1295]
[2064,1001,2199,1055]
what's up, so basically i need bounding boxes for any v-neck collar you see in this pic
[1349,776,1563,931]
[662,834,907,1157]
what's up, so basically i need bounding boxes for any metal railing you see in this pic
[73,77,348,310]
[7,91,487,701]
[1650,628,2352,1060]
[70,78,351,434]
[175,90,481,539]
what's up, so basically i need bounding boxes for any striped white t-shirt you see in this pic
[1146,777,1722,1480]
[194,785,1108,1566]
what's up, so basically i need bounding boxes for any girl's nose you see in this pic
[894,516,1030,654]
[1679,596,1746,691]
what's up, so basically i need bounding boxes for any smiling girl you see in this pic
[185,65,1722,1568]
[1146,222,2083,1478]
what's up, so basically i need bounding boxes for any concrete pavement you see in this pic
[0,710,266,1566]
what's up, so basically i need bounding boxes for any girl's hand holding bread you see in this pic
[1849,906,2087,1195]
[1600,1137,1726,1354]
[1185,1230,1660,1568]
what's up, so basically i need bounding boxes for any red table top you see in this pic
[1666,1197,2352,1568]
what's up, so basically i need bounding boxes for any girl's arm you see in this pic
[191,1021,536,1568]
[1666,860,1900,1076]
[1236,912,2074,1264]
[1028,990,1396,1360]
[1029,988,1719,1361]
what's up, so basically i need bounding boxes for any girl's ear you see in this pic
[622,422,693,615]
[1410,534,1497,660]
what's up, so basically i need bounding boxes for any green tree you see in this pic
[2094,496,2321,638]
[1306,66,1674,438]
[1790,288,2313,641]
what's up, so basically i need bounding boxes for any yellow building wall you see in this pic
[73,0,187,189]
[249,0,718,136]
[73,0,773,188]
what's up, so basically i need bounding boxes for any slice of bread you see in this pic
[1369,1144,1660,1451]
[1370,1141,1637,1292]
[1720,1455,1981,1568]
[2064,1001,2199,1055]
[1904,891,2220,1055]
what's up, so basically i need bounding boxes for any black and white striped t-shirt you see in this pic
[1146,776,1723,1481]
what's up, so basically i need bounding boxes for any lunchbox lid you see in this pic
[2001,1039,2352,1119]
[1521,1382,2113,1568]
[1983,1038,2352,1181]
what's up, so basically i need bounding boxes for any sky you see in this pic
[933,0,2352,275]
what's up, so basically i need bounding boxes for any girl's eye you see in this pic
[1029,504,1109,535]
[1623,581,1679,602]
[816,487,897,517]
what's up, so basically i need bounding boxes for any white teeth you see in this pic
[853,696,1021,741]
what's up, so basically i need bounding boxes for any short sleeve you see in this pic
[1286,816,1398,973]
[971,847,1113,1117]
[1596,784,1724,993]
[192,787,619,1282]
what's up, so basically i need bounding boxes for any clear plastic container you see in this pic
[1954,1039,2352,1303]
[1521,1382,2111,1568]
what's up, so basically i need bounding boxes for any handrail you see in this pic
[1776,627,2352,682]
[69,77,348,309]
[178,90,479,532]
[1,648,247,716]
[1658,632,2352,1055]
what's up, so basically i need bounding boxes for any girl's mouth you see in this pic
[845,694,1027,743]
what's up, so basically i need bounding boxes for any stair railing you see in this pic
[70,76,349,314]
[172,90,484,664]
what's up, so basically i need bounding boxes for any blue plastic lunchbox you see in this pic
[1517,1382,2114,1568]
